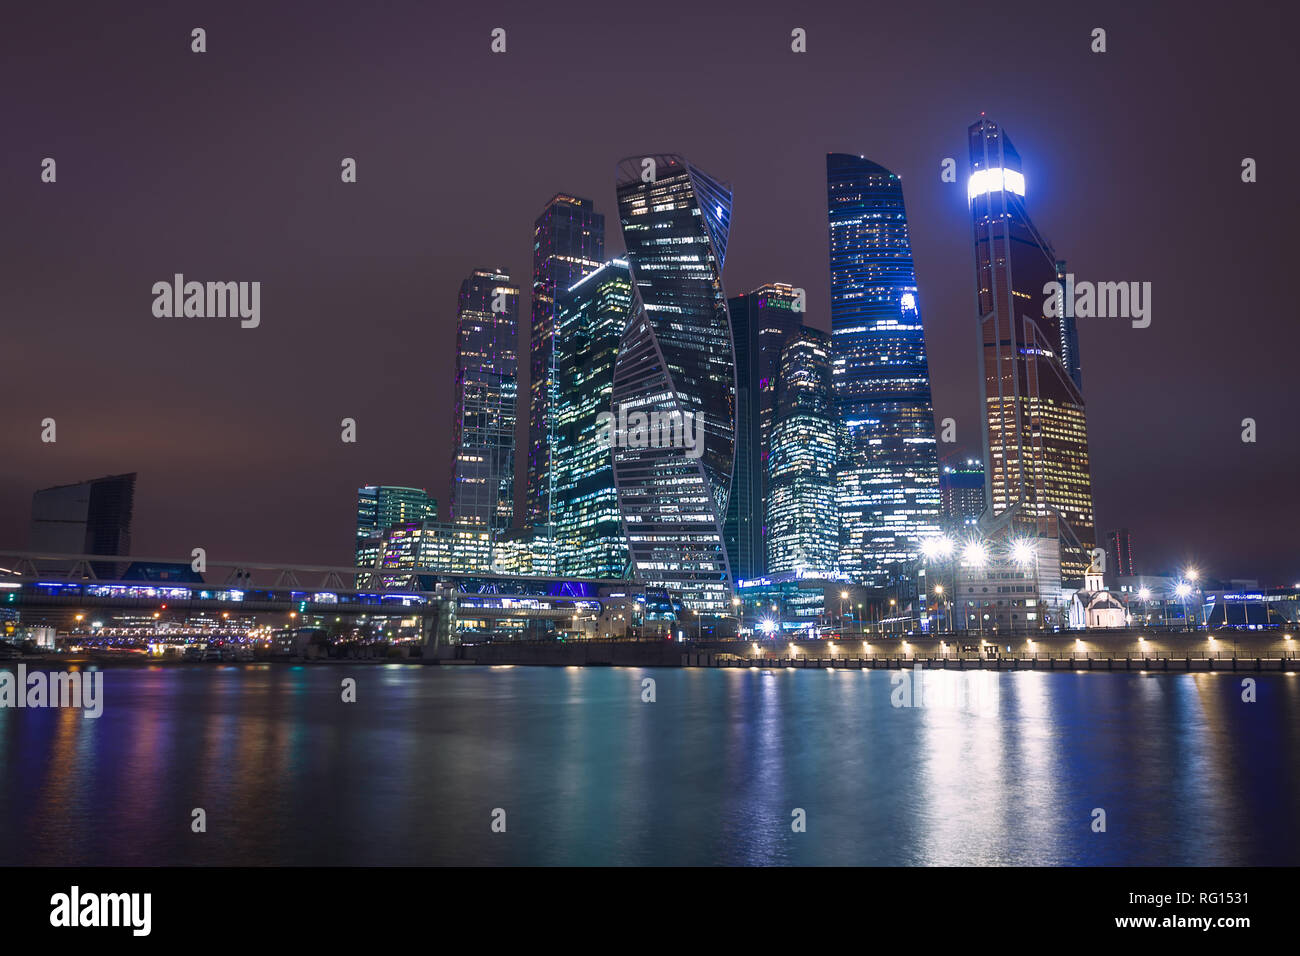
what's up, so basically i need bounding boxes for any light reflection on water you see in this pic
[0,665,1295,866]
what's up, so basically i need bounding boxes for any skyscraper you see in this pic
[30,473,136,577]
[552,259,633,579]
[938,457,985,530]
[449,267,519,557]
[612,154,736,612]
[527,194,605,531]
[826,154,941,585]
[967,117,1096,585]
[1105,528,1135,577]
[766,328,838,576]
[355,485,437,563]
[725,283,804,580]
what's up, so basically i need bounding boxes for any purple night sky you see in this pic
[2,1,1296,581]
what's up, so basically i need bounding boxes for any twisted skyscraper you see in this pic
[612,155,737,612]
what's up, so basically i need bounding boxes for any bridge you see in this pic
[0,550,648,646]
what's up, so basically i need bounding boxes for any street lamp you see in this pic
[1182,569,1201,628]
[1175,582,1192,631]
[934,584,947,635]
[1010,538,1040,635]
[920,535,956,634]
[962,540,988,635]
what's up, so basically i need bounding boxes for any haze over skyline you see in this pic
[2,1,1295,582]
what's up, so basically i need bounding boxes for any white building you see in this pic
[1068,565,1128,629]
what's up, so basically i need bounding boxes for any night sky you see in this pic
[2,1,1296,582]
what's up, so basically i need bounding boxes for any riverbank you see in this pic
[7,627,1294,670]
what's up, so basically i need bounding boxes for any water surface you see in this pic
[1,664,1295,865]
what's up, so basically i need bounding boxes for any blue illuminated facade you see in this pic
[449,267,519,553]
[826,154,941,585]
[552,260,633,579]
[766,328,838,576]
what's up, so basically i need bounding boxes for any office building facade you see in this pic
[967,118,1096,585]
[939,457,986,531]
[449,267,519,560]
[826,153,942,585]
[552,260,633,579]
[725,283,804,580]
[766,328,838,576]
[526,194,605,530]
[355,485,437,563]
[612,154,737,612]
[30,473,137,577]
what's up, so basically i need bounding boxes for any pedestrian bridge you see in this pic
[0,550,638,643]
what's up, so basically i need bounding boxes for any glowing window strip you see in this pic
[967,167,1026,201]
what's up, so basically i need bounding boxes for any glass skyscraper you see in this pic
[355,485,437,564]
[613,154,736,612]
[527,194,605,531]
[766,328,838,576]
[725,283,803,581]
[826,153,941,585]
[967,117,1095,585]
[937,457,984,531]
[449,267,519,559]
[552,259,633,579]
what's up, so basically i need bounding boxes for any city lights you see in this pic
[967,165,1026,201]
[921,535,955,560]
[962,541,988,566]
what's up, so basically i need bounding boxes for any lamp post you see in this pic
[1184,568,1201,630]
[1175,582,1192,633]
[962,539,988,636]
[1010,538,1040,636]
[920,534,956,636]
[934,584,948,635]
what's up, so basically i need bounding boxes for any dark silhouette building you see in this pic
[725,283,803,581]
[30,472,136,577]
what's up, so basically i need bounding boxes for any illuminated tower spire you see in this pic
[968,117,1096,585]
